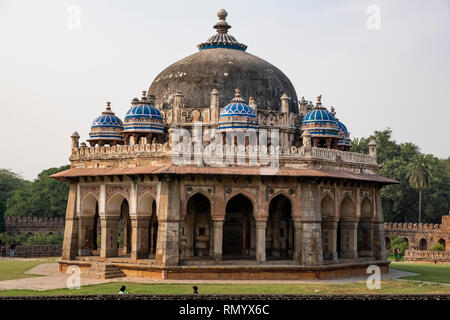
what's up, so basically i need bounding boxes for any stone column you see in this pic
[212,220,223,261]
[78,216,94,256]
[62,183,78,260]
[339,221,358,259]
[155,176,181,266]
[100,217,119,258]
[131,217,150,260]
[255,221,266,263]
[372,188,387,261]
[293,220,302,263]
[299,181,323,266]
[321,221,338,260]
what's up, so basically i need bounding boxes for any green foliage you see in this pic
[0,169,29,232]
[430,243,445,251]
[355,128,450,223]
[117,234,124,246]
[390,235,408,255]
[5,165,70,218]
[0,232,63,246]
[406,154,435,190]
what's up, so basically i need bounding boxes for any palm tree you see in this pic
[350,137,367,153]
[406,155,435,223]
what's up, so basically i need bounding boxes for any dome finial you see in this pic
[316,95,322,106]
[218,9,227,20]
[106,101,111,110]
[198,9,247,51]
[330,106,336,116]
[231,88,245,103]
[214,9,231,34]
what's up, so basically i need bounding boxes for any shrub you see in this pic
[0,232,63,245]
[430,243,445,251]
[390,235,408,255]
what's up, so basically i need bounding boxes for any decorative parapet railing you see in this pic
[71,143,378,166]
[384,222,441,230]
[404,250,450,263]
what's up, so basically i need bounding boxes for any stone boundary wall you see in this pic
[384,215,450,251]
[404,250,450,264]
[5,217,65,234]
[1,245,62,257]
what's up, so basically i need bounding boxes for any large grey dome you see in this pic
[148,10,298,113]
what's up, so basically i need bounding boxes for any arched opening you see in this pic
[267,194,293,260]
[92,210,101,252]
[223,194,255,259]
[320,195,336,261]
[438,238,446,249]
[385,237,391,251]
[104,193,130,258]
[137,192,157,258]
[183,193,213,258]
[419,238,427,250]
[119,199,132,255]
[338,196,357,259]
[79,193,99,256]
[149,201,158,257]
[358,198,373,257]
[403,237,409,249]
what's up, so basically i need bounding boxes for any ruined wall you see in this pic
[384,215,450,251]
[5,217,65,234]
[1,245,62,257]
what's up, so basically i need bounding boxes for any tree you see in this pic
[390,235,408,255]
[0,169,29,232]
[406,155,435,224]
[353,128,449,224]
[5,165,70,218]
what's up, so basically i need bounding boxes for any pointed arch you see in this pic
[267,194,294,259]
[80,193,98,217]
[321,195,335,220]
[226,190,257,219]
[339,196,355,220]
[360,197,373,220]
[138,191,156,217]
[183,193,213,257]
[223,193,255,258]
[106,192,127,217]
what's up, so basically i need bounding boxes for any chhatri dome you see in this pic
[330,107,351,151]
[148,9,298,112]
[123,91,166,145]
[218,88,258,132]
[301,95,340,148]
[87,102,124,147]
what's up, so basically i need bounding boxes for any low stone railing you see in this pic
[404,250,450,263]
[71,143,378,166]
[2,245,62,258]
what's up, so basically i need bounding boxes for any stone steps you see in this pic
[83,263,126,279]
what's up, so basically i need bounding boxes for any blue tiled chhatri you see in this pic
[88,102,124,143]
[218,88,258,131]
[123,98,165,134]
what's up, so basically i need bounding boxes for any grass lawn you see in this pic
[0,257,58,281]
[0,280,449,296]
[390,261,450,284]
[0,258,449,296]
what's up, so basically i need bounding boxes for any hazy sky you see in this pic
[0,0,449,180]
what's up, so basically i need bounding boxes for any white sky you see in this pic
[0,0,449,180]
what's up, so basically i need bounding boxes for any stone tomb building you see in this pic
[52,10,396,280]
